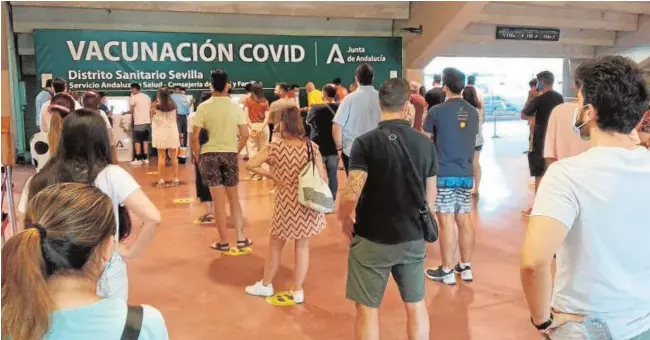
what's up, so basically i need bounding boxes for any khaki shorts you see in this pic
[346,236,426,308]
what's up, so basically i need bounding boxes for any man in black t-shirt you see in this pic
[425,74,446,110]
[306,84,340,201]
[522,71,564,216]
[338,78,437,340]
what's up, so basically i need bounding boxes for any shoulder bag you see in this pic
[379,127,438,243]
[298,139,335,213]
[120,305,144,340]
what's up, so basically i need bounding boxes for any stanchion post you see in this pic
[491,111,500,139]
[490,88,500,139]
[5,166,17,235]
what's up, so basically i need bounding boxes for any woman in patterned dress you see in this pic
[244,106,327,304]
[151,87,180,188]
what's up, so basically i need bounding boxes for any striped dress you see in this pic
[267,139,326,240]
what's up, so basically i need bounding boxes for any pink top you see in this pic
[544,102,590,161]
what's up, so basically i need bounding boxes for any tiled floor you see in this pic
[5,121,541,339]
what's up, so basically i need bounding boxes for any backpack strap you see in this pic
[120,305,144,340]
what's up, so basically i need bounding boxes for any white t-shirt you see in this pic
[532,146,650,340]
[18,165,140,300]
[129,93,152,125]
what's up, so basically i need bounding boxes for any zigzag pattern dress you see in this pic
[268,139,326,240]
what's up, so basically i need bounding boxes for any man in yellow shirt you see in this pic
[305,82,324,108]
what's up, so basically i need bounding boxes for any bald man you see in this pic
[306,82,324,108]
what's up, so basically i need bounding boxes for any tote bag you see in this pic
[298,140,335,213]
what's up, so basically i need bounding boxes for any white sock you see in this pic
[460,262,471,269]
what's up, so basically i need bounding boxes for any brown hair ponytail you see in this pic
[1,227,52,340]
[46,93,75,154]
[1,183,115,340]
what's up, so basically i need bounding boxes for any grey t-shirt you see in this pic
[423,98,479,178]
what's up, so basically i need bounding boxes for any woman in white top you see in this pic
[2,183,168,340]
[18,108,160,300]
[151,87,181,188]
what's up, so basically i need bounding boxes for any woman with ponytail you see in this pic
[2,183,168,340]
[18,108,160,301]
[20,94,76,231]
[30,93,76,173]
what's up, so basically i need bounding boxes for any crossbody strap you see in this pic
[378,127,428,210]
[120,305,144,340]
[324,104,336,116]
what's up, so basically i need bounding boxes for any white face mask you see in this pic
[572,104,590,139]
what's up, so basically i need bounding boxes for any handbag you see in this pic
[297,139,335,213]
[379,127,439,243]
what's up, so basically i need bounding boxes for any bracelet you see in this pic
[531,314,553,331]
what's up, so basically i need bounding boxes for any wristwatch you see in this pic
[531,314,553,331]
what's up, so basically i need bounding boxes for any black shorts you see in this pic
[194,163,212,202]
[133,124,151,143]
[199,152,239,187]
[528,150,546,177]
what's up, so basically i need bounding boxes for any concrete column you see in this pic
[563,58,588,98]
[402,1,487,69]
[1,3,15,166]
[405,69,424,85]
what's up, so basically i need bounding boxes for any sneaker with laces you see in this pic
[130,160,142,166]
[454,263,473,282]
[425,266,456,285]
[245,281,274,297]
[291,289,304,304]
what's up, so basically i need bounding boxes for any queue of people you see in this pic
[5,56,650,340]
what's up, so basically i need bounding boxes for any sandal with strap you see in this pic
[237,239,254,249]
[156,179,166,189]
[210,242,230,251]
[198,213,215,223]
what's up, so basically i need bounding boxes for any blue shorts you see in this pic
[436,177,473,214]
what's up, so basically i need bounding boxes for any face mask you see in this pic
[572,104,590,140]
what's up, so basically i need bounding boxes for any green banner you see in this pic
[34,29,402,91]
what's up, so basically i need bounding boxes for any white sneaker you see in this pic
[130,160,142,166]
[425,266,457,285]
[143,159,150,164]
[291,289,304,304]
[454,263,474,282]
[245,281,274,297]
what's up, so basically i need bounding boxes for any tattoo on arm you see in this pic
[343,170,368,201]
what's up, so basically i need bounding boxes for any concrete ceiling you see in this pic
[9,1,410,20]
[9,1,650,69]
[403,1,650,69]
